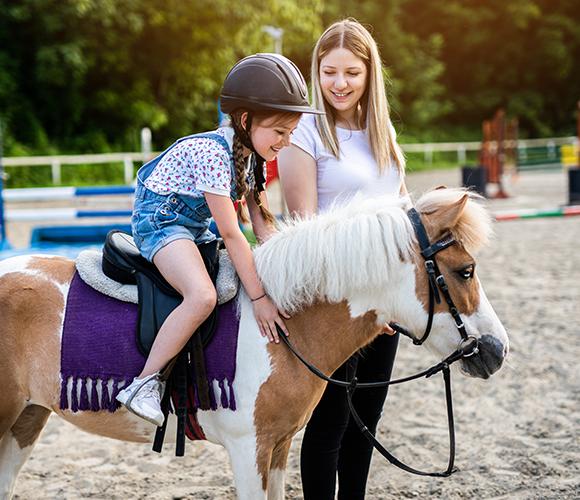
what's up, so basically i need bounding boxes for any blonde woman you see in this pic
[278,20,407,500]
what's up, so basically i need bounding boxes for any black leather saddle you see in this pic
[101,230,220,356]
[101,230,220,456]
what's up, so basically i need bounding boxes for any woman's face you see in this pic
[319,47,368,124]
[248,114,300,162]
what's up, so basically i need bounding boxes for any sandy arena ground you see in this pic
[6,168,580,499]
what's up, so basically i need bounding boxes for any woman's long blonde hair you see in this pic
[311,19,405,173]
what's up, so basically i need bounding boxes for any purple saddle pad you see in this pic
[60,272,240,413]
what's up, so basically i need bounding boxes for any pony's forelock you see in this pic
[415,188,493,254]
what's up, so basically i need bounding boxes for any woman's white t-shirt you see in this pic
[291,114,403,212]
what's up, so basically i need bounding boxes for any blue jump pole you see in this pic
[0,118,11,250]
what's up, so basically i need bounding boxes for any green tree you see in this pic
[398,0,580,136]
[1,0,578,157]
[0,0,322,154]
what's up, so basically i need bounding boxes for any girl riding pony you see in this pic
[116,54,323,427]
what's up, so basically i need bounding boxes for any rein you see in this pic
[278,207,480,477]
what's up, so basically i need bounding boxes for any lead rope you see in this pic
[277,326,477,477]
[345,362,457,477]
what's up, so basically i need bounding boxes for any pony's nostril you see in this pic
[479,334,505,373]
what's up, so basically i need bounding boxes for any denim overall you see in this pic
[132,132,237,262]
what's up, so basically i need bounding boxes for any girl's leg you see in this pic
[336,333,399,500]
[140,238,217,376]
[117,238,216,425]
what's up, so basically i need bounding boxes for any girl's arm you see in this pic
[278,145,318,217]
[247,190,276,243]
[205,192,288,342]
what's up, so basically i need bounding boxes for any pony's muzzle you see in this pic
[461,334,506,379]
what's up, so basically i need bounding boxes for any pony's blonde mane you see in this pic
[254,188,491,313]
[254,195,414,313]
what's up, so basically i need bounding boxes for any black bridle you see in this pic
[389,208,476,348]
[278,207,480,477]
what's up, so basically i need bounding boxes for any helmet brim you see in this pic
[221,96,325,115]
[252,102,326,115]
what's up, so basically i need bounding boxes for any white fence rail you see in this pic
[1,136,577,185]
[2,152,150,185]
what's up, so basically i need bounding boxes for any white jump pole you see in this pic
[5,208,132,222]
[3,185,135,202]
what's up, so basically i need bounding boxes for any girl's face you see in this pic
[248,114,300,161]
[319,47,368,124]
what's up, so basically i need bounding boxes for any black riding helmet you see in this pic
[220,53,324,115]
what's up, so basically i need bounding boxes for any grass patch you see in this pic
[404,150,480,173]
[242,226,257,246]
[4,163,129,188]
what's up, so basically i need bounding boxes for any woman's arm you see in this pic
[278,145,318,217]
[205,192,288,342]
[247,190,276,243]
[400,180,409,196]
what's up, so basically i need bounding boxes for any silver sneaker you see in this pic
[116,373,166,426]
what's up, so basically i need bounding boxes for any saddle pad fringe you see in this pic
[60,375,131,413]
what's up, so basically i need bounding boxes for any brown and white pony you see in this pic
[0,188,508,499]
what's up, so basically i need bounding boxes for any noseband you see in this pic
[278,207,480,477]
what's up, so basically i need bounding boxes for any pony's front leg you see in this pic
[267,439,291,500]
[226,438,270,500]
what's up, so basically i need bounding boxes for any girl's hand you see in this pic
[252,295,290,343]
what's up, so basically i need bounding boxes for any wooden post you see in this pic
[481,109,509,198]
[480,119,491,174]
[141,127,152,161]
[457,145,466,164]
[123,156,134,185]
[577,101,580,166]
[51,159,62,185]
[505,118,519,170]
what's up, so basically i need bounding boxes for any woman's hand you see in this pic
[382,323,396,336]
[252,295,290,343]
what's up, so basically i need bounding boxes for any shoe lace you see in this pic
[136,380,163,403]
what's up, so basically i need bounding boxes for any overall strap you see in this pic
[136,131,233,185]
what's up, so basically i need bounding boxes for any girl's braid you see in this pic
[232,132,276,225]
[252,177,276,225]
[233,134,248,201]
[232,134,250,223]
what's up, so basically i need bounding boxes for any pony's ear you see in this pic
[432,194,468,231]
[421,186,450,214]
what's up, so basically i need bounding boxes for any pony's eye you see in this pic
[457,265,475,280]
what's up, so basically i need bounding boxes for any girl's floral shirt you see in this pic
[144,127,236,198]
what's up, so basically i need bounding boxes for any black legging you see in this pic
[300,333,399,500]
